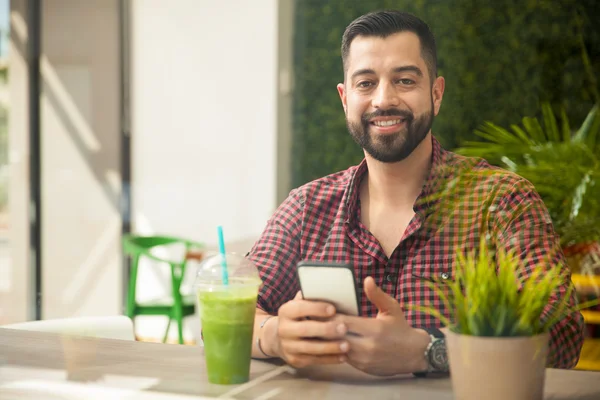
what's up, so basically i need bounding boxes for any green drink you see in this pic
[195,253,261,385]
[198,287,258,384]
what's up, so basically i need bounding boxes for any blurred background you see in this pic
[0,0,599,354]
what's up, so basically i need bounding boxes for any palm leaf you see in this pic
[560,106,571,142]
[522,116,545,143]
[573,103,599,145]
[510,124,532,144]
[542,103,561,142]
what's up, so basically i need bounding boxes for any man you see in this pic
[246,10,584,376]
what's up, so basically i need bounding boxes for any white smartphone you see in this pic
[297,261,360,316]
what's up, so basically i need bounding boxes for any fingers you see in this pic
[285,354,347,369]
[279,298,335,320]
[279,319,347,340]
[284,339,349,356]
[281,337,349,369]
[277,293,351,369]
[342,334,379,371]
[338,315,381,337]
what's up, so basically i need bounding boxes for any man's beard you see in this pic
[347,102,434,163]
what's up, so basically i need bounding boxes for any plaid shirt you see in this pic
[247,136,584,368]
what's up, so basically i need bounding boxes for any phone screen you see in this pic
[297,261,360,316]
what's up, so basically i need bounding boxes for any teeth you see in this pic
[373,119,402,127]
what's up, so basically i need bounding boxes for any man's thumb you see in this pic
[364,276,402,316]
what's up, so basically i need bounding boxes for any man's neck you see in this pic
[362,133,433,209]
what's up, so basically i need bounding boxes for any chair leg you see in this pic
[126,255,140,319]
[174,306,184,345]
[170,263,186,345]
[163,317,172,343]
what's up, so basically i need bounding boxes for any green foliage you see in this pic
[456,104,600,247]
[292,0,600,187]
[410,238,599,336]
[457,102,600,161]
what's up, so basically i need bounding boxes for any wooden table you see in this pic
[1,328,599,399]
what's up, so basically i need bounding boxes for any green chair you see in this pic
[122,234,204,344]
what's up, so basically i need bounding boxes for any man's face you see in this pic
[337,32,445,163]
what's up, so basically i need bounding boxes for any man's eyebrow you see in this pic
[350,68,375,81]
[392,65,423,76]
[349,65,424,81]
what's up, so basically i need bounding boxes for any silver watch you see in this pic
[424,334,448,372]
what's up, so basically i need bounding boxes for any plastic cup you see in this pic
[194,253,261,385]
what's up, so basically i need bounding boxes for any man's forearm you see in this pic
[252,309,280,359]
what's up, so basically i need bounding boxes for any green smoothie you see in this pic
[198,286,258,385]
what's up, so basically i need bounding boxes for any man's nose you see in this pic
[372,82,399,109]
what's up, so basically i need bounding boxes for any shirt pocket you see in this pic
[410,257,455,283]
[402,257,455,327]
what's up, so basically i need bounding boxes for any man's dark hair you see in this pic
[341,10,437,82]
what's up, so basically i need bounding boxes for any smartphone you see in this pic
[296,261,360,316]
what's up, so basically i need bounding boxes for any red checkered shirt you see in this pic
[247,136,584,368]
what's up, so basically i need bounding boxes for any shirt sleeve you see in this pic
[246,189,304,314]
[492,179,585,369]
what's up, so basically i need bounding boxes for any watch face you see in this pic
[429,339,449,372]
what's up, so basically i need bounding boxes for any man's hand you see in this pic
[275,291,350,368]
[339,277,431,376]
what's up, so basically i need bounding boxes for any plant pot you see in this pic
[446,330,549,400]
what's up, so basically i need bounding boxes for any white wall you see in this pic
[3,0,29,324]
[130,0,280,340]
[131,0,278,251]
[40,0,122,319]
[4,0,122,323]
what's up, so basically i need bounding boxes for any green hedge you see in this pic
[292,0,600,187]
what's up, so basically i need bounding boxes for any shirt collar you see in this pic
[343,135,450,225]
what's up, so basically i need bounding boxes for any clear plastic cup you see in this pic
[194,253,261,385]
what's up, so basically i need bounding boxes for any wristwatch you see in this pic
[413,327,448,377]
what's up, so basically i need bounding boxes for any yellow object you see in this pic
[571,273,600,289]
[575,338,600,371]
[572,273,600,325]
[581,310,600,325]
[571,269,600,371]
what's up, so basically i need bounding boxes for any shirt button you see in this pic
[441,272,450,280]
[386,274,396,283]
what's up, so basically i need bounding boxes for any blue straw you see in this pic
[217,225,229,285]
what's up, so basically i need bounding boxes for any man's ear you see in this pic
[432,76,445,116]
[337,83,347,114]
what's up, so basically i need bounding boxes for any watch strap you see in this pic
[423,327,445,338]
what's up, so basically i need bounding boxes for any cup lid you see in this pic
[194,252,260,288]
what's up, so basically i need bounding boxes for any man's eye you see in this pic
[397,79,415,85]
[357,81,373,88]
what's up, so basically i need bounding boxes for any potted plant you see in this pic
[412,238,598,400]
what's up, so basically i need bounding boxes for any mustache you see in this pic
[361,108,414,123]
